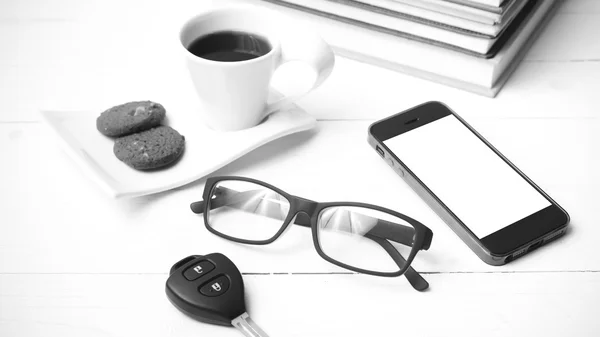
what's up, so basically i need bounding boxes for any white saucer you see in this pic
[40,104,315,198]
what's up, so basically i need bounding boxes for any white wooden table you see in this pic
[1,0,599,336]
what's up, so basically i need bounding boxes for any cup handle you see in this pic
[263,28,335,116]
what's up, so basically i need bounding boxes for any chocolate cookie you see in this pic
[113,126,185,170]
[97,101,166,137]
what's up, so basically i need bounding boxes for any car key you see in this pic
[165,253,270,337]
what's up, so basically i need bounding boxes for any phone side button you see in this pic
[397,167,405,177]
[387,158,394,167]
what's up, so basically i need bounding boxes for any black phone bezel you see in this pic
[369,101,569,256]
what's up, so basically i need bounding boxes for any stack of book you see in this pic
[253,0,562,97]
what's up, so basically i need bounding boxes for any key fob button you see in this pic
[183,260,215,281]
[199,275,230,297]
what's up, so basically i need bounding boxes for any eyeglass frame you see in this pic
[190,176,434,291]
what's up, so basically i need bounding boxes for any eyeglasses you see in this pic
[190,176,433,291]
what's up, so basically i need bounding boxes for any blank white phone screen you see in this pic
[384,115,551,238]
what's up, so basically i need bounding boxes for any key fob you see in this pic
[165,253,246,326]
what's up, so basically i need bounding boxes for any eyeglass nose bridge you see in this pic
[290,196,319,223]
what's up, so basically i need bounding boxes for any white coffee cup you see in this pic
[179,5,335,131]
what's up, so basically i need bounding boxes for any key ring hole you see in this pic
[170,255,200,275]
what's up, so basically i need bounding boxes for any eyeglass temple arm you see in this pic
[190,187,252,214]
[190,188,427,250]
[367,234,429,291]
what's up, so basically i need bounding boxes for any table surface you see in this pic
[1,0,599,336]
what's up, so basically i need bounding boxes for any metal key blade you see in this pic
[232,312,270,337]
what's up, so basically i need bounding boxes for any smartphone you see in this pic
[368,101,569,265]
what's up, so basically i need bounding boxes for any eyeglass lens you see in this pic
[207,180,290,241]
[316,206,416,273]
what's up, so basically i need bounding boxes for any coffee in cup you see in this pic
[187,30,272,62]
